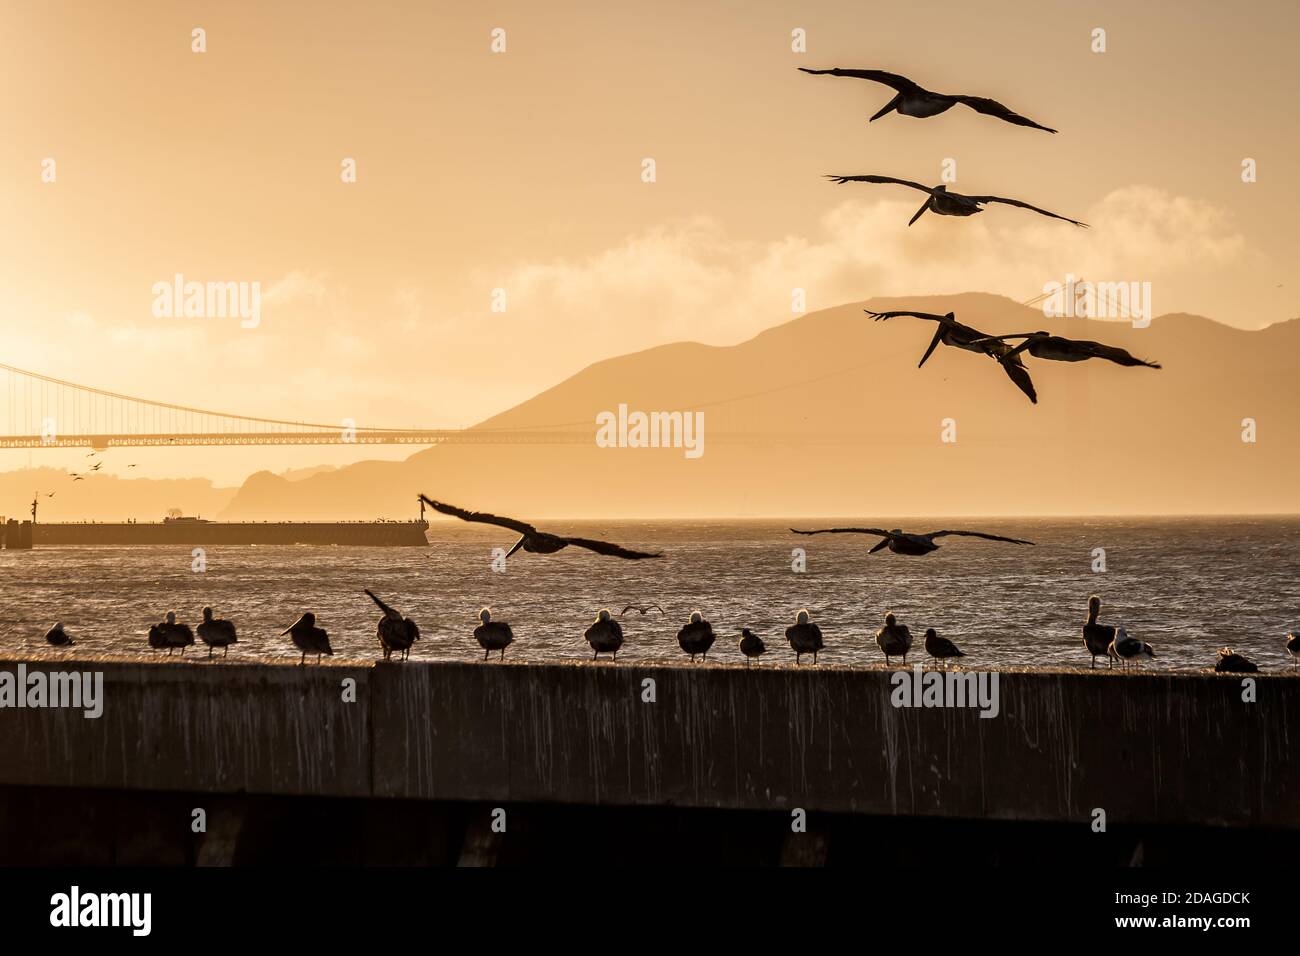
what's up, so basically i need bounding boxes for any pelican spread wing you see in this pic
[420,496,536,535]
[865,309,952,323]
[825,174,934,193]
[798,67,923,95]
[564,537,661,560]
[949,94,1056,133]
[791,527,891,537]
[999,359,1039,404]
[1066,339,1162,368]
[929,530,1035,545]
[969,194,1087,227]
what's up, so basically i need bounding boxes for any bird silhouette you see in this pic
[785,609,824,665]
[677,612,716,662]
[420,496,660,560]
[876,611,912,665]
[196,607,237,658]
[799,66,1056,132]
[826,175,1086,227]
[283,612,332,664]
[584,609,624,661]
[474,608,514,661]
[365,589,420,661]
[44,623,75,647]
[739,627,766,665]
[792,526,1032,555]
[971,331,1161,369]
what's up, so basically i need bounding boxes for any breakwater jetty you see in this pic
[0,655,1294,864]
[7,519,429,547]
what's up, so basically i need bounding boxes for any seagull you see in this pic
[971,331,1160,369]
[867,309,1037,403]
[283,612,332,665]
[365,590,419,661]
[1108,627,1155,668]
[71,475,84,481]
[90,462,102,471]
[44,623,75,647]
[1083,595,1117,668]
[876,611,912,665]
[825,175,1087,228]
[149,611,194,656]
[1215,648,1258,673]
[127,464,137,468]
[798,66,1056,133]
[791,526,1033,555]
[420,496,661,560]
[196,606,238,658]
[474,608,514,661]
[584,609,624,661]
[739,627,766,666]
[677,611,716,662]
[924,628,965,667]
[620,603,664,617]
[785,609,824,665]
[1287,632,1299,670]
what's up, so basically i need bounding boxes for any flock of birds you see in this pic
[798,65,1162,404]
[36,496,1300,674]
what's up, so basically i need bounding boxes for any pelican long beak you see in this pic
[908,197,931,226]
[918,325,945,367]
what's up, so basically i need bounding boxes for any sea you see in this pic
[1,517,1297,671]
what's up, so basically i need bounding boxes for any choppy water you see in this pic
[0,517,1297,671]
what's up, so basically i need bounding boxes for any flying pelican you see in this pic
[584,609,624,661]
[1082,595,1117,668]
[1287,632,1299,670]
[677,611,716,662]
[420,496,661,560]
[365,590,420,662]
[474,608,514,661]
[90,462,102,471]
[1215,648,1258,673]
[283,612,332,665]
[791,526,1033,555]
[876,612,912,666]
[196,607,238,659]
[149,611,194,656]
[785,609,824,665]
[1108,627,1155,668]
[825,175,1087,228]
[739,627,766,666]
[620,603,664,617]
[44,623,75,647]
[971,331,1160,368]
[866,309,1037,403]
[924,628,964,667]
[798,66,1056,133]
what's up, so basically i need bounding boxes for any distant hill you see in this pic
[215,293,1300,518]
[0,468,234,524]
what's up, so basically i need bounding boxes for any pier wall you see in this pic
[27,520,428,546]
[0,657,1294,831]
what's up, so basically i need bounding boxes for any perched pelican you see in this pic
[677,611,716,662]
[149,611,194,656]
[1287,632,1299,670]
[420,496,660,560]
[866,309,1037,403]
[785,609,824,665]
[44,623,75,647]
[1108,627,1155,668]
[825,175,1086,228]
[283,612,332,665]
[584,609,624,661]
[924,628,964,666]
[196,607,238,659]
[791,526,1033,555]
[620,603,664,617]
[739,627,766,666]
[474,608,514,661]
[798,66,1056,133]
[876,612,912,665]
[365,590,419,661]
[1215,648,1258,674]
[1082,595,1117,669]
[971,331,1160,369]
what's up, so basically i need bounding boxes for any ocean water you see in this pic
[0,517,1297,671]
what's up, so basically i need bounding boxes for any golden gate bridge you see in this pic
[0,362,592,450]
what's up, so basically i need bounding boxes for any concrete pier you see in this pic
[0,655,1294,830]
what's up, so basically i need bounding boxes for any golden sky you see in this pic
[1,0,1295,483]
